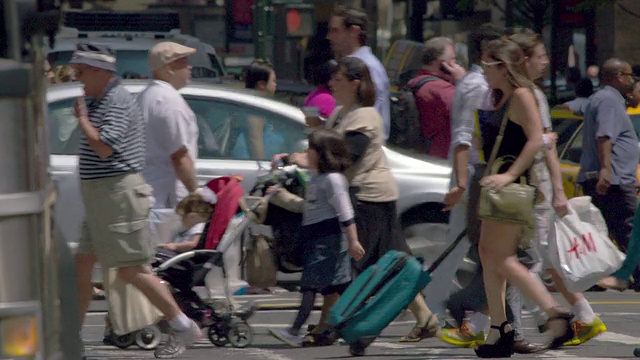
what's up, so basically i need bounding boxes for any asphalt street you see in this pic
[82,291,640,360]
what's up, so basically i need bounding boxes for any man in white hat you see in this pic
[138,41,201,209]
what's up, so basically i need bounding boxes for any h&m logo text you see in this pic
[567,233,597,260]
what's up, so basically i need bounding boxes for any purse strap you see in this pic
[483,103,511,177]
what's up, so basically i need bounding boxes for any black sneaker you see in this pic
[538,324,546,334]
[586,284,608,292]
[102,336,113,346]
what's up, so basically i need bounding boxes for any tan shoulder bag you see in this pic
[477,106,537,229]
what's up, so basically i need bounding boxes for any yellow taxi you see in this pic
[553,107,640,197]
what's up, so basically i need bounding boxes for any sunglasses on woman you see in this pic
[481,60,503,71]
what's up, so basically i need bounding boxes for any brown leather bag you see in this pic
[245,234,278,288]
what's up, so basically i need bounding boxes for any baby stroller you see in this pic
[239,164,309,277]
[106,176,256,350]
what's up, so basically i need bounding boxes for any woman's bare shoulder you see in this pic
[512,87,536,102]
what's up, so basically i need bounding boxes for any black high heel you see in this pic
[474,321,515,358]
[545,308,575,349]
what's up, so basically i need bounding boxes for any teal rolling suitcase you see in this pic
[328,230,467,356]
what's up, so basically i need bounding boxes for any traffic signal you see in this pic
[283,5,314,37]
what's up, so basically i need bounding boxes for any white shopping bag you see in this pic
[548,196,625,293]
[104,266,164,335]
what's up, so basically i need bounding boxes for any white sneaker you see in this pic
[154,333,186,359]
[269,328,302,347]
[173,319,202,348]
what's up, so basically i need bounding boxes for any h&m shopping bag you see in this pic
[104,266,164,335]
[548,196,625,293]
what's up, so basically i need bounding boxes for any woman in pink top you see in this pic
[304,59,338,123]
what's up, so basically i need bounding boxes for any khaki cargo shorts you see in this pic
[77,172,154,268]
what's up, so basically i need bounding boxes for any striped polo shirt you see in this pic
[79,79,145,180]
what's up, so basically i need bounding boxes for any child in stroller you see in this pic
[105,176,256,350]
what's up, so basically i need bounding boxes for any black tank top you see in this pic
[482,100,529,179]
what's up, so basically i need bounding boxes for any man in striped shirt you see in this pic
[70,42,201,359]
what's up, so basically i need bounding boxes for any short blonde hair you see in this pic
[53,65,73,83]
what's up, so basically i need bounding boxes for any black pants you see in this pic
[582,180,638,252]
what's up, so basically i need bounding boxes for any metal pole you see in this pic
[408,0,426,43]
[3,0,21,60]
[505,0,513,29]
[0,0,77,358]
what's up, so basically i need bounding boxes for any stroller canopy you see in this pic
[202,176,244,250]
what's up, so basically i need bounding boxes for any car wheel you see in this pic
[401,205,476,291]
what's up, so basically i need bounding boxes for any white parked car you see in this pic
[47,80,474,287]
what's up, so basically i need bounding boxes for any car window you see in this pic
[207,54,225,77]
[185,96,306,161]
[48,50,151,78]
[562,125,583,164]
[47,94,307,160]
[48,99,80,155]
[551,117,582,155]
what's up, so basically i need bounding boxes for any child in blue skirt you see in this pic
[269,128,365,347]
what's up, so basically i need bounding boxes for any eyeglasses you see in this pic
[620,72,639,78]
[481,60,503,70]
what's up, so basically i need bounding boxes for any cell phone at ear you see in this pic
[440,64,451,75]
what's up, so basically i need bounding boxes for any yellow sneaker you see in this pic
[562,317,607,346]
[436,323,485,348]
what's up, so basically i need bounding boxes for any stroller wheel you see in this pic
[227,320,253,348]
[207,326,228,347]
[135,325,162,350]
[110,332,135,349]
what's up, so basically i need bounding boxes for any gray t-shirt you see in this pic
[578,86,639,185]
[302,172,355,227]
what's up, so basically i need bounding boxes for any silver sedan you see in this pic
[47,80,473,286]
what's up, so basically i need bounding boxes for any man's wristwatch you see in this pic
[456,184,466,191]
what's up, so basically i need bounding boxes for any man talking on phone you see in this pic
[409,37,466,159]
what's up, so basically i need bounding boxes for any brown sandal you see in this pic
[399,314,439,342]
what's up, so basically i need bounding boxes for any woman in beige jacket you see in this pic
[283,56,440,343]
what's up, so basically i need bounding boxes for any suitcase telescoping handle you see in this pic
[425,229,467,274]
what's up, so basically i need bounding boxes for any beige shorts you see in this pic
[77,172,154,268]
